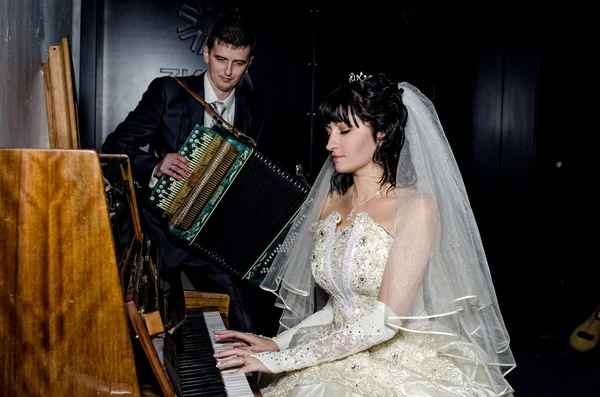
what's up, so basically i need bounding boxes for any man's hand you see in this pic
[155,153,189,180]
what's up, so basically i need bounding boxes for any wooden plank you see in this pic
[0,149,141,396]
[42,62,57,149]
[47,46,72,149]
[184,290,230,328]
[60,37,80,149]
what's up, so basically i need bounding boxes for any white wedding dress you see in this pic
[259,211,509,397]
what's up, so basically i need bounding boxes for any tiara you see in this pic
[349,71,372,83]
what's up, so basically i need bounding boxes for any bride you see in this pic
[212,72,516,396]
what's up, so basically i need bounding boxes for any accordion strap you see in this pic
[173,77,256,147]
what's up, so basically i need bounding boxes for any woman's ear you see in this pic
[376,131,385,144]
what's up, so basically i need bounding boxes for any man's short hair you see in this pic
[206,13,256,55]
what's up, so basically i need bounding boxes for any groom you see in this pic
[102,12,276,334]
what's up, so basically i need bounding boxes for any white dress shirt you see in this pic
[202,73,236,127]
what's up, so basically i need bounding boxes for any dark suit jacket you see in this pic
[102,73,266,270]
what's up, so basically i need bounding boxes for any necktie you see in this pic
[210,101,226,127]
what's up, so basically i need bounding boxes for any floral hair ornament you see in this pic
[349,71,372,83]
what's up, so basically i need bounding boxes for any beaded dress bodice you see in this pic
[310,211,392,328]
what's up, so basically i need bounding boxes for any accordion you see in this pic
[147,124,310,286]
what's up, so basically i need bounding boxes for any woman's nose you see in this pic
[326,135,337,152]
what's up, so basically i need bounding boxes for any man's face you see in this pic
[203,39,253,99]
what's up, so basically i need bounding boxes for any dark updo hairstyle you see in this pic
[318,73,409,195]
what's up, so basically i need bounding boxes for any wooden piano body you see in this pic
[0,148,261,396]
[0,148,139,396]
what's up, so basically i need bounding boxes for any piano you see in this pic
[0,148,261,396]
[161,309,257,397]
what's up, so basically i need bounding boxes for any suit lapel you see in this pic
[234,92,252,136]
[176,74,206,149]
[186,73,206,125]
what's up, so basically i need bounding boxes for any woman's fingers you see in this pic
[216,355,267,375]
[227,341,249,348]
[225,357,270,375]
[214,330,255,344]
[215,347,252,373]
[216,355,245,370]
[214,347,246,359]
[213,329,236,337]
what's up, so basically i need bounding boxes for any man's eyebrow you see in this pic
[215,55,248,64]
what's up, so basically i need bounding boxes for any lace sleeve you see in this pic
[271,299,334,351]
[253,301,399,373]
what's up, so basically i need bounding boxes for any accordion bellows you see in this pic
[147,124,310,285]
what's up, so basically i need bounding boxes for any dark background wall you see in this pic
[79,1,600,392]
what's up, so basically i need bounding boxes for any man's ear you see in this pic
[203,45,210,64]
[246,55,254,72]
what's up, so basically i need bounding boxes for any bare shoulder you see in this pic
[319,190,344,221]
